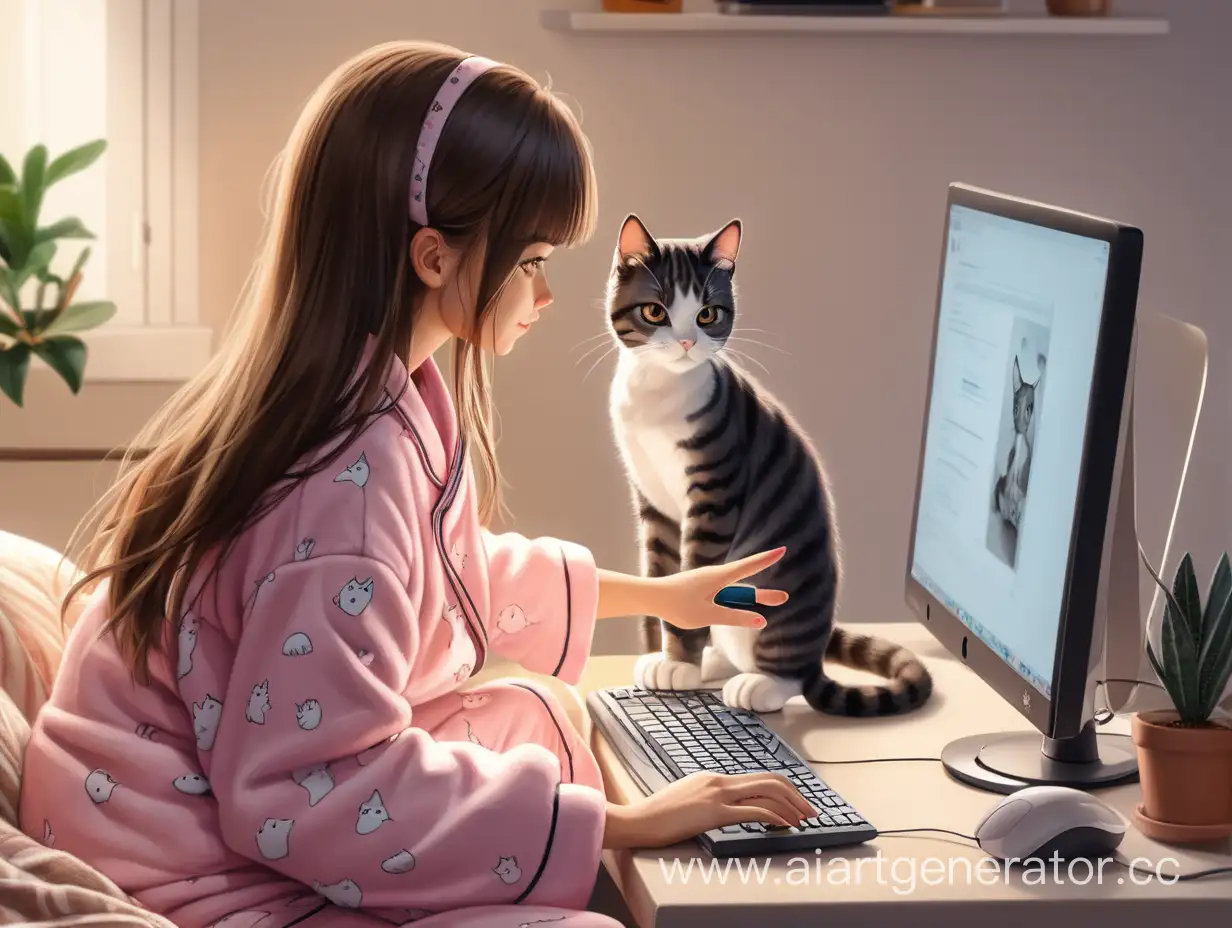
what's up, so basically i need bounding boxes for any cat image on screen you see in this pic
[602,214,932,716]
[993,349,1046,531]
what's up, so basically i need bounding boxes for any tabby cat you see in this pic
[604,214,932,715]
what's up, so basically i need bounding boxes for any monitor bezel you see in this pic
[902,182,1142,740]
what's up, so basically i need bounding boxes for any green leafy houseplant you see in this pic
[0,139,116,406]
[1131,549,1232,843]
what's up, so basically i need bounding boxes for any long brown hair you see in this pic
[62,40,597,683]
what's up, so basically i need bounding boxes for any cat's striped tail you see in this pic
[801,627,933,716]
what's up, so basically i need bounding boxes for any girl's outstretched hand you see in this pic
[655,547,789,630]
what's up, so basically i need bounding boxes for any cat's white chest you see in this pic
[609,357,709,523]
[1008,433,1030,490]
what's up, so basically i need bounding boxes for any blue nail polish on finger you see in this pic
[715,585,757,607]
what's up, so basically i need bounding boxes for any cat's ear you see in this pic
[702,219,742,267]
[1012,356,1023,391]
[618,214,659,262]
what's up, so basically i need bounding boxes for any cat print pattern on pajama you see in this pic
[19,342,617,928]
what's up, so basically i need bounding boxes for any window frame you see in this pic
[4,0,210,384]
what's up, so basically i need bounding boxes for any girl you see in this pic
[19,41,813,928]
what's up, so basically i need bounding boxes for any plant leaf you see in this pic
[20,145,48,231]
[1146,635,1187,717]
[34,217,95,243]
[42,300,116,336]
[0,310,17,337]
[1172,552,1203,650]
[1202,553,1232,647]
[12,241,56,294]
[1198,557,1232,717]
[0,342,31,406]
[0,154,14,186]
[0,185,27,265]
[34,266,63,286]
[1140,545,1194,643]
[44,140,106,188]
[32,334,87,394]
[1138,542,1197,695]
[0,184,21,223]
[1161,602,1202,721]
[0,265,20,316]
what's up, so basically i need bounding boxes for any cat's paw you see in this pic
[701,645,738,684]
[721,673,802,713]
[634,652,703,691]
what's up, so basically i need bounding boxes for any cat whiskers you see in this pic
[575,338,615,369]
[726,335,789,356]
[717,346,771,377]
[571,329,611,352]
[728,328,787,354]
[581,345,619,383]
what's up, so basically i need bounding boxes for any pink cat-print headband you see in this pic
[408,55,501,227]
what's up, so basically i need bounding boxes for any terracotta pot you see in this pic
[1046,0,1110,14]
[1131,710,1232,841]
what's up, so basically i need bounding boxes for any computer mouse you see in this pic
[974,785,1127,861]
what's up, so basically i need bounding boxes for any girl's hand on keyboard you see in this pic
[652,547,791,631]
[603,771,816,849]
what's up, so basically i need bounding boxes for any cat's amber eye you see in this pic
[640,304,667,324]
[697,306,720,325]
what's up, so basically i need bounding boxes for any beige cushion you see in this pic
[0,531,85,723]
[0,685,29,827]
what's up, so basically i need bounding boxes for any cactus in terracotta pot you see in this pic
[1131,549,1232,842]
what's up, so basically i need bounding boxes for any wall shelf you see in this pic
[541,10,1170,36]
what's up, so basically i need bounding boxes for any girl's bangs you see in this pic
[510,112,596,250]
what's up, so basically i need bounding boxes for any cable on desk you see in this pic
[878,827,977,842]
[803,755,941,764]
[1094,678,1165,726]
[1114,861,1232,882]
[873,832,1232,881]
[801,678,1164,741]
[797,738,1231,882]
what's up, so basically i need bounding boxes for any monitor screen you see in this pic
[909,204,1111,698]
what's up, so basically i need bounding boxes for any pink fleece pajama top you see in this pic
[18,347,612,928]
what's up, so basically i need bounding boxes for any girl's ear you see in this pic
[410,227,456,289]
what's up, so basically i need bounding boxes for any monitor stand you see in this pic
[939,312,1207,796]
[941,721,1138,794]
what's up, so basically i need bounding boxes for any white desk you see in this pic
[578,623,1232,927]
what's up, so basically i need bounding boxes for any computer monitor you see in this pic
[903,182,1142,794]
